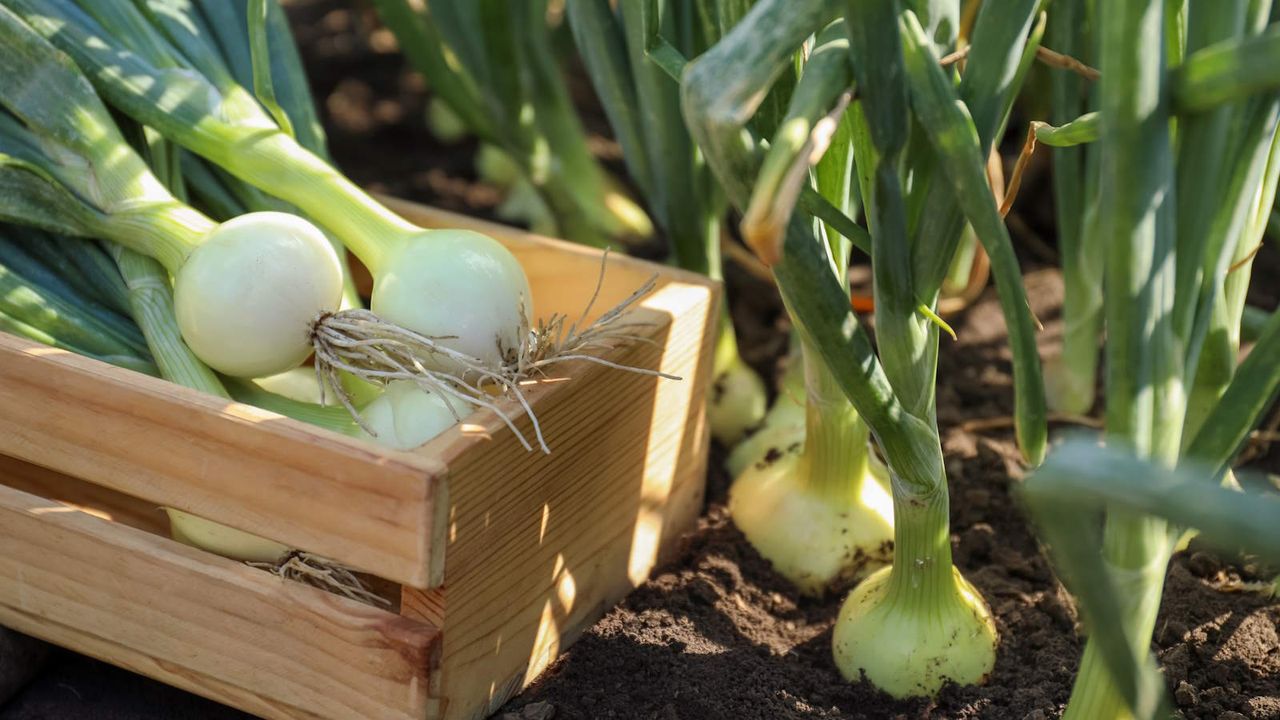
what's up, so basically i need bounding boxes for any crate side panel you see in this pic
[0,480,438,720]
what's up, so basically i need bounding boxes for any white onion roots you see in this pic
[310,254,680,454]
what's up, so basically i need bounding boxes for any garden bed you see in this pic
[498,270,1280,720]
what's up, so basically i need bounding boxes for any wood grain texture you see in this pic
[0,334,446,588]
[0,480,440,720]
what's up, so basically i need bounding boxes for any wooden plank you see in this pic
[0,480,439,720]
[1,450,405,615]
[403,278,717,720]
[0,334,446,588]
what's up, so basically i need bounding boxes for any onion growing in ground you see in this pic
[729,350,893,596]
[683,0,1048,698]
[832,562,998,697]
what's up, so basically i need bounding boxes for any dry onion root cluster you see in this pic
[311,255,679,453]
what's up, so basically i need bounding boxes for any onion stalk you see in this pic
[1043,0,1103,415]
[564,0,768,445]
[368,0,654,249]
[0,6,348,380]
[723,21,894,595]
[1025,2,1280,717]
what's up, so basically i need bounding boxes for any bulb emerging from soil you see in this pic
[832,564,997,697]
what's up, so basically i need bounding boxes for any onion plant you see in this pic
[680,0,1048,694]
[1021,1,1280,717]
[5,0,536,392]
[368,0,653,249]
[563,0,768,445]
[734,21,900,597]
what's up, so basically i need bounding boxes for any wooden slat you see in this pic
[0,480,440,720]
[0,334,446,588]
[403,278,717,720]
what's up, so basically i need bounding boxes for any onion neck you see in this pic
[797,340,874,505]
[219,130,418,274]
[712,308,744,377]
[110,245,226,398]
[883,479,957,608]
[103,202,215,276]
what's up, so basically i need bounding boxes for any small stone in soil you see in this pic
[520,701,556,720]
[1159,619,1190,646]
[963,488,991,509]
[1175,681,1199,707]
[1188,551,1221,577]
[1021,710,1047,720]
[1218,712,1247,720]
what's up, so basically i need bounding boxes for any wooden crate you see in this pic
[0,199,719,720]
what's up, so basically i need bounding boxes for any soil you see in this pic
[5,3,1280,719]
[496,271,1280,720]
